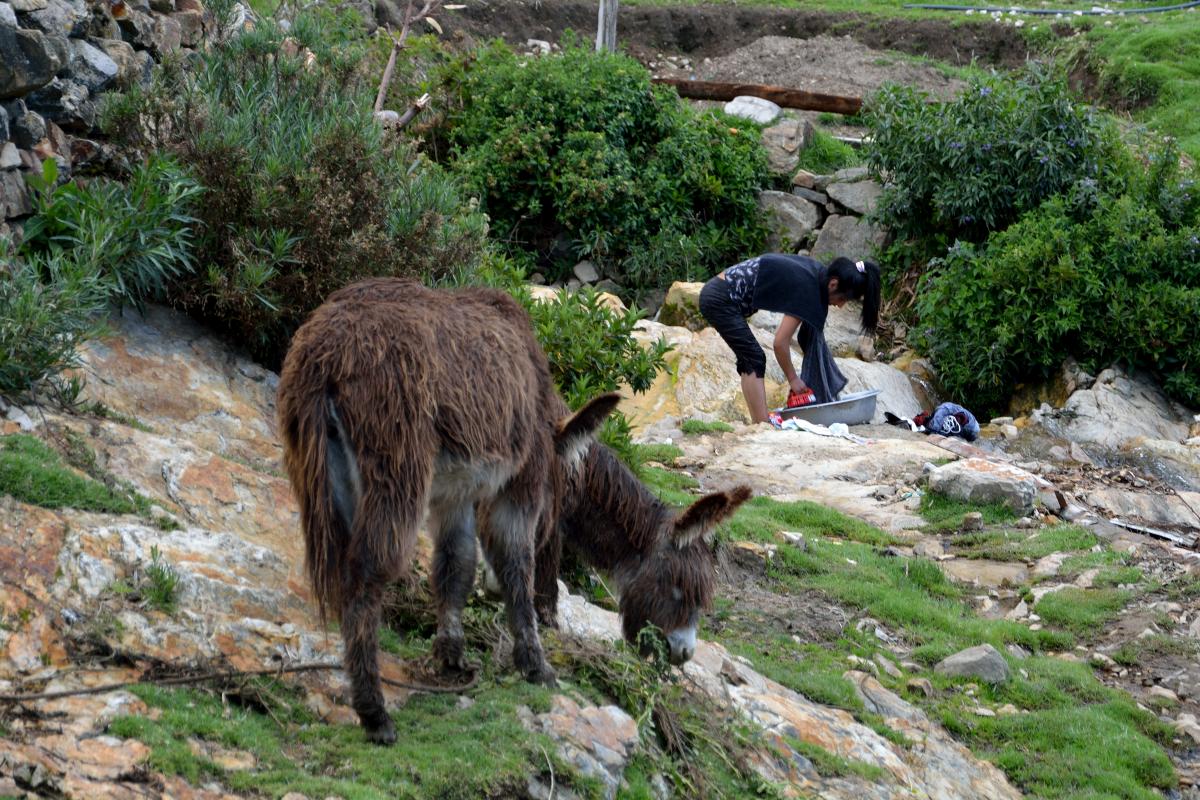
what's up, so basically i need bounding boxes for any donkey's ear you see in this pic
[555,392,621,468]
[673,485,753,547]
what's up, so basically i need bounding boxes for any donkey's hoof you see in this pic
[364,717,397,746]
[525,663,558,688]
[432,635,467,672]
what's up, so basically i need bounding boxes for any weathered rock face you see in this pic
[935,644,1010,685]
[1049,366,1192,452]
[657,280,706,331]
[523,695,640,800]
[826,178,883,216]
[0,25,57,99]
[555,590,1021,800]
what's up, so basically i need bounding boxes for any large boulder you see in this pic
[750,303,868,360]
[811,214,889,263]
[0,25,57,99]
[760,118,808,177]
[1049,366,1192,451]
[657,280,706,330]
[757,189,821,251]
[935,644,1010,684]
[927,457,1042,514]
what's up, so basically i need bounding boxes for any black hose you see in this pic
[904,1,1200,14]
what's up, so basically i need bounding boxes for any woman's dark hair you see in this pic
[827,256,881,333]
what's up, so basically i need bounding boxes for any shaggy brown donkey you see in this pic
[532,443,751,664]
[278,278,617,744]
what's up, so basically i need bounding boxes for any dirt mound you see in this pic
[660,34,967,101]
[421,0,1036,69]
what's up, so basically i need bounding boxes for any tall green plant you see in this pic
[442,38,768,294]
[865,63,1118,260]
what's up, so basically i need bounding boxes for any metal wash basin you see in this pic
[773,390,881,427]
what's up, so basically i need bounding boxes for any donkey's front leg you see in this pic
[481,498,556,686]
[431,504,477,673]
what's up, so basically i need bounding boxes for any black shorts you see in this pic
[699,277,766,378]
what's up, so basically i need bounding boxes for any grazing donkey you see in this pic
[278,278,618,744]
[532,443,751,665]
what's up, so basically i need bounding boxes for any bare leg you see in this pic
[479,499,556,685]
[740,373,770,423]
[431,504,478,672]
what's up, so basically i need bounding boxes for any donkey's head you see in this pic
[618,486,752,665]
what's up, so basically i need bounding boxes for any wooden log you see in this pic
[651,78,862,116]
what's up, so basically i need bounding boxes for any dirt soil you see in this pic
[419,0,1041,83]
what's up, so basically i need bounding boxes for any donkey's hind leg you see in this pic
[479,496,555,686]
[341,556,397,744]
[431,503,477,672]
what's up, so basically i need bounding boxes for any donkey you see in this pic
[278,277,619,744]
[530,442,751,665]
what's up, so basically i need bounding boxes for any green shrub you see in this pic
[865,63,1118,259]
[796,129,861,175]
[103,9,488,367]
[441,37,768,295]
[21,157,201,311]
[914,139,1200,412]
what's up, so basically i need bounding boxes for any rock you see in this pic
[0,103,8,142]
[833,166,869,183]
[935,644,1010,684]
[525,37,550,54]
[779,530,805,549]
[26,76,94,130]
[729,540,777,572]
[826,179,883,215]
[723,95,780,125]
[1050,365,1191,451]
[0,166,31,217]
[906,677,934,697]
[1004,600,1029,620]
[1176,713,1200,745]
[1086,487,1200,529]
[67,38,118,93]
[0,26,57,99]
[959,511,982,531]
[791,185,829,205]
[757,189,821,250]
[656,280,706,331]
[928,458,1041,514]
[792,168,816,189]
[21,0,87,36]
[942,559,1029,589]
[1148,686,1179,704]
[172,8,203,46]
[0,141,18,168]
[524,695,639,800]
[811,214,889,263]
[1032,552,1069,579]
[913,537,945,559]
[874,653,903,678]
[760,119,806,176]
[1,2,17,26]
[89,37,136,85]
[1001,424,1019,440]
[572,259,599,284]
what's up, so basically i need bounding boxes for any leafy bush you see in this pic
[865,64,1118,258]
[915,138,1200,412]
[21,157,201,311]
[103,8,488,367]
[441,38,768,295]
[0,250,109,399]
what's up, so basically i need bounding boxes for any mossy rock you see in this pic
[657,281,707,331]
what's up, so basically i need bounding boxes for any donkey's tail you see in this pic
[278,369,356,625]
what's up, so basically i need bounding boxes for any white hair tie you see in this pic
[855,260,865,272]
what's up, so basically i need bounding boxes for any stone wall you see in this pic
[0,0,213,235]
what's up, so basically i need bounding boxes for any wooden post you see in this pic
[596,0,618,52]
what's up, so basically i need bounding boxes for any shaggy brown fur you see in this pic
[536,444,751,663]
[278,277,616,744]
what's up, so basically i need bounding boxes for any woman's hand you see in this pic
[789,376,809,394]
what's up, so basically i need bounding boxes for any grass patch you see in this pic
[0,434,146,515]
[953,526,1098,562]
[918,492,1018,533]
[1112,634,1197,667]
[111,677,570,799]
[1059,549,1129,577]
[791,739,887,782]
[795,128,861,175]
[681,418,734,435]
[1034,588,1133,637]
[721,496,899,547]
